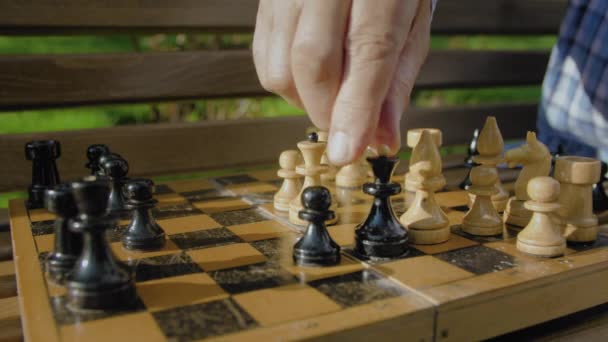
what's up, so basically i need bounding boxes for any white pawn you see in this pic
[274,150,303,212]
[516,177,566,257]
[400,130,450,244]
[462,165,503,236]
[336,155,368,188]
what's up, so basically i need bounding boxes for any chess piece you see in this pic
[592,162,608,212]
[469,117,509,212]
[85,144,111,176]
[459,128,480,190]
[293,186,340,266]
[404,128,443,208]
[67,178,136,311]
[25,140,61,209]
[289,133,337,225]
[516,177,568,257]
[462,165,503,236]
[318,131,337,185]
[274,150,303,212]
[45,184,83,284]
[122,179,166,250]
[101,155,129,213]
[555,156,601,243]
[503,132,551,229]
[355,154,409,259]
[400,130,450,244]
[335,155,368,188]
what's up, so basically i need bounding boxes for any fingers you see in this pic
[374,0,432,151]
[327,0,419,166]
[252,0,272,88]
[264,0,303,107]
[291,0,351,130]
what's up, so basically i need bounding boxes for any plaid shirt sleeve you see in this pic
[538,0,608,160]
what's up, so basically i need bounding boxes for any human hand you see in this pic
[253,0,432,165]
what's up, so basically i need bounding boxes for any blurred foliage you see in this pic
[0,33,555,134]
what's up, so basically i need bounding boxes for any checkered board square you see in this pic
[11,165,608,342]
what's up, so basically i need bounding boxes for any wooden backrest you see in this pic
[0,0,568,191]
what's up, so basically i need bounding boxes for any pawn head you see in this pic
[102,156,129,178]
[87,144,111,162]
[307,132,319,143]
[123,179,154,203]
[279,150,301,170]
[527,176,560,203]
[301,186,331,212]
[470,166,497,187]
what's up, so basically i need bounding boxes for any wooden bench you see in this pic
[0,1,569,341]
[0,0,565,192]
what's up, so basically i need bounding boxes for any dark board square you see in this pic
[344,246,425,265]
[209,262,296,295]
[451,205,470,212]
[240,191,275,205]
[128,252,203,282]
[210,208,268,226]
[153,298,257,341]
[170,227,242,251]
[51,295,146,326]
[31,220,55,236]
[309,270,406,308]
[180,188,228,203]
[38,251,50,270]
[434,245,517,275]
[214,174,259,186]
[250,238,283,258]
[154,184,174,195]
[152,202,202,220]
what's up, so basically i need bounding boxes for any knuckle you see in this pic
[346,32,401,63]
[291,39,337,83]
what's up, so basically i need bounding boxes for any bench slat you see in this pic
[0,50,549,110]
[0,0,566,35]
[0,103,537,192]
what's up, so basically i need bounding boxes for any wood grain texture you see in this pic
[432,0,567,34]
[0,0,566,34]
[0,317,22,342]
[9,200,60,342]
[0,103,537,192]
[0,50,549,110]
[0,276,16,299]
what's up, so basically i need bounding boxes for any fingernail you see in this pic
[327,131,353,166]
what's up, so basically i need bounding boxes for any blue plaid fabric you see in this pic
[538,0,608,160]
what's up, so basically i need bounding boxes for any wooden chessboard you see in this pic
[8,163,608,342]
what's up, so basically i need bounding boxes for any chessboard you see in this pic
[9,162,608,342]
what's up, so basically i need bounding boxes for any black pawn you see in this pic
[101,155,129,213]
[293,186,340,267]
[593,162,608,212]
[355,155,408,259]
[45,184,83,284]
[85,144,111,176]
[459,129,479,190]
[122,179,166,250]
[25,140,61,209]
[67,179,135,312]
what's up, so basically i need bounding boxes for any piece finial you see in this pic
[279,150,301,170]
[477,116,504,157]
[307,132,319,143]
[527,176,560,203]
[409,130,442,179]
